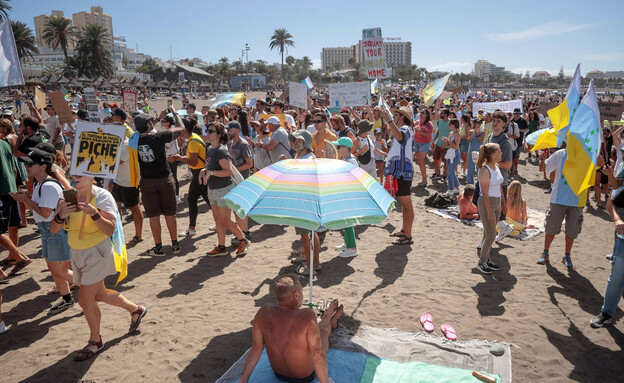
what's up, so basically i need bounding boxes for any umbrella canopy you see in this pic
[525,128,549,146]
[56,76,69,84]
[67,78,81,87]
[76,75,90,83]
[172,109,203,118]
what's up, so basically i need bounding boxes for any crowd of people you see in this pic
[0,86,622,381]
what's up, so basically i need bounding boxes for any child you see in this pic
[496,180,528,241]
[458,184,479,219]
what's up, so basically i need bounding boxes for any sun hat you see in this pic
[357,120,373,135]
[390,106,413,124]
[288,129,313,151]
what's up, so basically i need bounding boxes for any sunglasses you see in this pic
[206,129,217,134]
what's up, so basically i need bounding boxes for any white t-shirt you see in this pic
[306,124,316,135]
[45,115,62,141]
[285,114,296,129]
[114,138,132,187]
[254,135,271,169]
[33,180,63,223]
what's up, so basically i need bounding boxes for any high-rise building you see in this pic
[355,40,411,68]
[33,10,75,51]
[72,6,114,43]
[474,60,506,79]
[321,46,356,72]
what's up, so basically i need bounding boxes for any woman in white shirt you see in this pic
[476,143,506,275]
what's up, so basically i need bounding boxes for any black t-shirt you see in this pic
[18,133,43,154]
[206,145,233,189]
[137,131,173,179]
[514,117,528,146]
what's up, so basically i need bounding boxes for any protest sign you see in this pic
[289,82,308,110]
[278,87,289,102]
[329,82,371,108]
[538,101,558,116]
[449,86,462,94]
[258,113,287,128]
[472,99,523,115]
[83,88,100,122]
[47,91,73,125]
[70,121,125,179]
[123,91,137,113]
[362,28,388,79]
[598,100,624,122]
[35,87,46,110]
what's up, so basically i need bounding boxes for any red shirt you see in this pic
[413,121,433,143]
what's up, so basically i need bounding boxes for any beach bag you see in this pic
[444,148,456,161]
[383,175,398,198]
[424,192,455,209]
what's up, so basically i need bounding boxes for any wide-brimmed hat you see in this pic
[288,129,313,151]
[357,119,373,135]
[390,106,413,124]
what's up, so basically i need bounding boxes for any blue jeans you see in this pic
[446,151,460,191]
[602,233,624,316]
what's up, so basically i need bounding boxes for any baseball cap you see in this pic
[2,109,13,116]
[35,142,56,154]
[331,136,354,149]
[112,108,127,120]
[266,116,281,125]
[133,113,152,130]
[18,148,53,165]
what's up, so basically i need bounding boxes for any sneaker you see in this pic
[606,253,614,261]
[146,245,164,255]
[335,243,346,251]
[562,255,574,269]
[49,298,75,314]
[209,225,217,231]
[231,236,239,246]
[176,195,182,204]
[477,241,483,249]
[495,223,513,242]
[181,172,192,180]
[207,245,229,257]
[338,248,358,258]
[236,238,250,257]
[486,261,501,271]
[477,262,492,275]
[0,320,6,333]
[544,187,552,194]
[590,312,612,328]
[431,174,441,180]
[179,228,196,237]
[171,242,181,253]
[243,231,252,241]
[537,251,549,264]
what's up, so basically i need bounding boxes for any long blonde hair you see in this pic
[477,143,499,168]
[507,180,523,210]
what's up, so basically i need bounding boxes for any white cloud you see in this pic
[488,22,591,42]
[426,62,472,74]
[581,52,624,62]
[510,67,575,76]
[311,59,321,69]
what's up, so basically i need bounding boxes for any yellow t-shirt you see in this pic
[187,133,206,170]
[65,194,108,250]
[124,123,134,139]
[311,130,338,158]
[372,117,383,132]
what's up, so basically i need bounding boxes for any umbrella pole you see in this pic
[309,231,314,304]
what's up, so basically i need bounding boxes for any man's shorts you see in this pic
[395,177,412,197]
[38,221,70,262]
[14,100,22,107]
[544,203,584,239]
[513,144,522,159]
[140,176,177,218]
[70,238,117,285]
[0,195,21,235]
[413,141,430,153]
[433,145,448,161]
[208,183,236,207]
[112,183,140,207]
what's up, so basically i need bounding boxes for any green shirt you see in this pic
[0,140,17,196]
[435,120,450,147]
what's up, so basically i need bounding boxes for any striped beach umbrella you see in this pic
[525,128,549,146]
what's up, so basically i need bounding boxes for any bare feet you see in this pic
[331,305,343,329]
[320,299,343,329]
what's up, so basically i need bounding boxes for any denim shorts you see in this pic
[459,139,469,152]
[38,221,71,262]
[413,141,430,153]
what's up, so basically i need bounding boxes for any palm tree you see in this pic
[0,0,12,21]
[301,56,313,71]
[71,24,114,79]
[11,21,38,60]
[269,28,294,82]
[42,16,76,64]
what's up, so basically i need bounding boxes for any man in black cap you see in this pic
[511,108,528,178]
[112,108,134,138]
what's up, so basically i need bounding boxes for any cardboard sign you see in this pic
[472,99,523,115]
[83,88,99,122]
[329,82,371,108]
[362,28,388,79]
[289,82,308,110]
[70,121,125,179]
[35,87,46,110]
[47,91,73,125]
[449,86,462,94]
[122,91,137,113]
[598,100,624,122]
[538,101,558,116]
[258,113,287,129]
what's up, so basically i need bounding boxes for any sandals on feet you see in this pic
[9,258,31,276]
[389,230,406,238]
[392,235,413,245]
[0,258,16,268]
[128,305,147,334]
[127,236,144,247]
[74,337,104,361]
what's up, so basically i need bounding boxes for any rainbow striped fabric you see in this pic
[224,159,395,231]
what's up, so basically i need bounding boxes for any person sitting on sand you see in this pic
[238,274,343,383]
[458,184,479,220]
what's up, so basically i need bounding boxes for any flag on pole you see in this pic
[532,64,581,151]
[0,19,25,87]
[301,76,314,90]
[211,92,246,108]
[423,74,450,106]
[371,79,378,94]
[562,80,603,195]
[60,85,72,102]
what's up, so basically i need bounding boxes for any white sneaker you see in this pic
[335,243,346,251]
[338,248,358,258]
[176,195,182,204]
[477,241,483,249]
[495,222,513,242]
[181,172,192,180]
[0,320,7,333]
[179,228,196,237]
[209,225,217,231]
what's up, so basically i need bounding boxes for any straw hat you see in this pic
[390,106,413,124]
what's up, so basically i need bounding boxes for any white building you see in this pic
[112,43,153,70]
[356,40,411,68]
[474,60,506,79]
[321,46,356,72]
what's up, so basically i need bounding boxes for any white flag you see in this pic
[0,19,24,87]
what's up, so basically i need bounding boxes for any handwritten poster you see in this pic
[288,82,308,110]
[83,87,100,122]
[122,91,137,113]
[329,82,371,108]
[47,91,73,125]
[362,28,388,79]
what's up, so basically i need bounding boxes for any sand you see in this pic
[0,97,622,382]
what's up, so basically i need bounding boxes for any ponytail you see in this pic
[477,143,500,168]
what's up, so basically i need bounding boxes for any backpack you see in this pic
[424,192,455,209]
[357,136,373,165]
[189,137,206,164]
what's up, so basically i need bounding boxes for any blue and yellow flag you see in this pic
[562,80,603,195]
[112,210,128,285]
[128,132,140,188]
[532,64,581,150]
[423,74,450,106]
[212,92,246,109]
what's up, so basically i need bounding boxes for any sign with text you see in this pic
[362,28,388,79]
[70,121,125,179]
[47,91,73,125]
[83,87,100,122]
[329,82,371,108]
[122,91,137,113]
[288,82,308,110]
[472,99,523,115]
[598,100,624,122]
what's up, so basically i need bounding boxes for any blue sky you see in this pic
[10,0,624,75]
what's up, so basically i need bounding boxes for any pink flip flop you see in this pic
[420,313,434,332]
[441,324,457,340]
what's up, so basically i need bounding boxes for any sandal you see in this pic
[392,235,413,245]
[74,336,104,361]
[8,258,31,276]
[389,230,406,238]
[295,264,316,276]
[128,305,147,334]
[127,236,144,248]
[0,258,16,267]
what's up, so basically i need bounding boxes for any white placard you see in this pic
[472,99,523,115]
[289,82,308,110]
[70,121,125,179]
[123,91,137,113]
[362,27,388,79]
[83,87,99,122]
[329,82,371,108]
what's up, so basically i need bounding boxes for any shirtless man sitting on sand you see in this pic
[238,274,343,383]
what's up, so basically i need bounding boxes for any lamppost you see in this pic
[245,43,249,65]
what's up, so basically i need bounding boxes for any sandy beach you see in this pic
[0,97,621,383]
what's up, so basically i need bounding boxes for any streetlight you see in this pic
[245,43,249,65]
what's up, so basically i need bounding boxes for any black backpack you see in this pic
[424,192,455,209]
[357,136,372,165]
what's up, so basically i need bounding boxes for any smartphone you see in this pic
[167,99,173,108]
[63,188,78,205]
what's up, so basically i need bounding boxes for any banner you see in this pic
[211,92,246,109]
[83,87,100,122]
[472,99,523,115]
[329,82,371,108]
[35,87,46,110]
[598,100,624,122]
[70,121,125,179]
[289,81,308,109]
[362,27,388,79]
[123,91,137,113]
[0,19,24,87]
[47,91,73,125]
